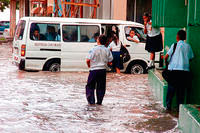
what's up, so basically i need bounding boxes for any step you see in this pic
[148,69,176,108]
[179,104,200,133]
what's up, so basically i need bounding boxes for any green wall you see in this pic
[186,0,200,104]
[164,28,180,55]
[152,0,187,27]
[187,26,200,104]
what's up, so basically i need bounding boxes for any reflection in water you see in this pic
[0,43,180,132]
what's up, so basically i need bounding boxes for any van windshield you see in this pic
[15,20,26,40]
[125,26,146,43]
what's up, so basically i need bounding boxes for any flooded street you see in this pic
[0,43,180,132]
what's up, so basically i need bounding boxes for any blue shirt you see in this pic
[167,40,194,71]
[88,38,96,42]
[86,45,113,71]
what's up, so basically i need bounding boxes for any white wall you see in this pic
[0,8,19,23]
[98,0,111,19]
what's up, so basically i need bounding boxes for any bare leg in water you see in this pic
[148,52,155,68]
[116,67,120,73]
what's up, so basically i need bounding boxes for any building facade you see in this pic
[127,0,152,23]
[10,0,151,36]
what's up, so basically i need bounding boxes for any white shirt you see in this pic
[146,22,160,37]
[167,40,194,71]
[127,35,140,42]
[86,45,113,71]
[108,41,121,52]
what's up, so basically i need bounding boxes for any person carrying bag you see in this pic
[163,30,194,111]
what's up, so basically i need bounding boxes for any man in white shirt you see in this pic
[165,30,194,111]
[86,35,113,105]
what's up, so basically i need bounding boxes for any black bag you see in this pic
[162,43,177,82]
[120,42,130,63]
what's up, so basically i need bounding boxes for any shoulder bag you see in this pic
[162,43,177,82]
[120,42,130,63]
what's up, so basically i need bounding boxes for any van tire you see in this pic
[126,61,147,74]
[19,59,25,70]
[43,59,60,72]
[48,62,60,72]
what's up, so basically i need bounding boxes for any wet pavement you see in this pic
[0,43,180,132]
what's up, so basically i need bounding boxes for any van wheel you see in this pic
[48,63,60,72]
[127,61,147,74]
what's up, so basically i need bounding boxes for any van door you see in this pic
[61,23,101,71]
[13,20,27,65]
[122,25,149,60]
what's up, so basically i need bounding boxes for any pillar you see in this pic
[25,0,30,16]
[112,0,127,20]
[10,0,16,37]
[19,0,25,18]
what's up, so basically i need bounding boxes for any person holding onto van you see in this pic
[32,29,40,40]
[143,13,163,69]
[165,30,194,111]
[86,35,113,105]
[108,35,122,73]
[127,30,140,43]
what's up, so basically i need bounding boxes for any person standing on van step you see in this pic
[143,13,163,69]
[165,30,194,111]
[86,35,113,105]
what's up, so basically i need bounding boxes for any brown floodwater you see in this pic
[0,43,180,132]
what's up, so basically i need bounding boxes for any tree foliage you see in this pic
[0,0,10,12]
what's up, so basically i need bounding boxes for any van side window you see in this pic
[15,20,26,40]
[125,26,146,43]
[30,23,60,41]
[62,25,100,42]
[62,25,78,42]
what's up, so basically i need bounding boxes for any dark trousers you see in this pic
[166,70,190,110]
[86,69,106,104]
[166,83,185,110]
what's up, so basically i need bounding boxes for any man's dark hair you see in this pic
[94,32,100,38]
[130,29,135,33]
[177,30,186,40]
[34,29,39,32]
[143,12,150,17]
[98,35,107,45]
[101,28,105,34]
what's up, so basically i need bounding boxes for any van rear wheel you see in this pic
[43,59,61,72]
[48,63,60,72]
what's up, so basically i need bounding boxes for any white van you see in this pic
[12,17,162,74]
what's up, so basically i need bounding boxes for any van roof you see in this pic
[21,17,144,28]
